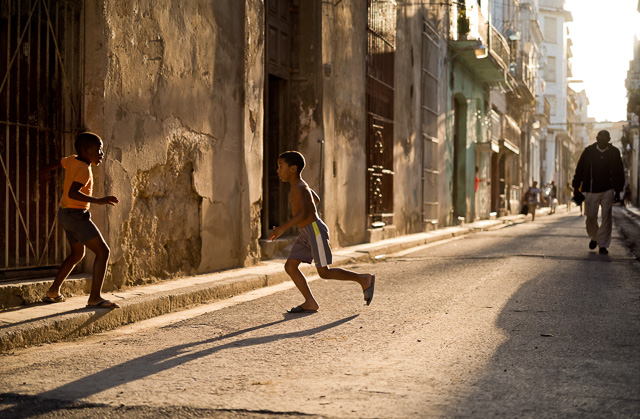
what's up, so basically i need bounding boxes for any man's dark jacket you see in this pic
[572,143,625,193]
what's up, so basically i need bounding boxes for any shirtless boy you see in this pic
[269,151,375,313]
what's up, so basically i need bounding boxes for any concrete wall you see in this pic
[319,0,368,246]
[83,1,264,289]
[394,4,426,235]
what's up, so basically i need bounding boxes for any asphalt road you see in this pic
[1,208,639,418]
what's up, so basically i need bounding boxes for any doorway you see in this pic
[366,0,396,228]
[262,0,292,238]
[1,0,83,278]
[452,96,467,221]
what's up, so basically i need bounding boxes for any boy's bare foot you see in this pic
[86,299,120,309]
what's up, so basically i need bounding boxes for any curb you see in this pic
[0,216,524,352]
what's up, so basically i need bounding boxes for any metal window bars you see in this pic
[1,0,82,276]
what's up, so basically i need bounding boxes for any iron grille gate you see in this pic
[421,20,440,224]
[366,0,395,228]
[0,0,82,277]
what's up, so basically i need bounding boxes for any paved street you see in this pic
[1,208,639,418]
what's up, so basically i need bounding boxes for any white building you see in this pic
[538,0,572,187]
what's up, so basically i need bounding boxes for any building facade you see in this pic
[0,0,588,291]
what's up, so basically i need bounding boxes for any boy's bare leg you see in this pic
[46,242,85,299]
[284,259,319,311]
[84,235,119,308]
[316,266,373,291]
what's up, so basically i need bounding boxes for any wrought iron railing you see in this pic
[537,97,551,120]
[509,57,536,96]
[488,25,509,70]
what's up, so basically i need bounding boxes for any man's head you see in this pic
[596,130,611,149]
[278,151,305,175]
[532,181,538,187]
[74,132,104,165]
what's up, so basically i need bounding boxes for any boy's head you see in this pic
[278,151,305,175]
[74,132,104,165]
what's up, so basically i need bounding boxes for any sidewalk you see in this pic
[2,204,626,352]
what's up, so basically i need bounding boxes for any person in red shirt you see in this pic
[40,132,120,308]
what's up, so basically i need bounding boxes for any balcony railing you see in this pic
[489,25,509,70]
[509,57,536,99]
[536,96,551,121]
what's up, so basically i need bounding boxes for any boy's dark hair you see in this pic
[74,132,102,154]
[279,151,305,174]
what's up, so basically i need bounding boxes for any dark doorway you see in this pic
[1,0,83,278]
[452,97,467,220]
[490,153,506,215]
[262,0,292,238]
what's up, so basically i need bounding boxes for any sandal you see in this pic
[363,275,375,306]
[86,299,120,309]
[42,295,66,304]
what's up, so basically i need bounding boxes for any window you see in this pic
[545,56,556,82]
[545,95,557,116]
[544,16,557,43]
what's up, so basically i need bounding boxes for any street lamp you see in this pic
[450,38,488,61]
[474,42,487,59]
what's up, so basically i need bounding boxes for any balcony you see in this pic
[536,96,551,126]
[449,3,510,86]
[509,57,536,102]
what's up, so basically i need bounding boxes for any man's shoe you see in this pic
[589,240,597,250]
[599,247,609,255]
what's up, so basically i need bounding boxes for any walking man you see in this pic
[571,130,625,255]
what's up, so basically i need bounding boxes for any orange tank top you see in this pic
[60,155,92,209]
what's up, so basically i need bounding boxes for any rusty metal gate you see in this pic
[366,0,395,228]
[1,0,83,277]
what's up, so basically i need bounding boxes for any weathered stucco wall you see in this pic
[83,1,263,289]
[291,0,323,216]
[321,0,368,246]
[394,5,426,236]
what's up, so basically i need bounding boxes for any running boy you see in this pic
[269,151,375,313]
[41,132,120,309]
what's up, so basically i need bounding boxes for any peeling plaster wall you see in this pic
[290,1,323,216]
[394,5,426,235]
[83,1,263,288]
[321,0,368,246]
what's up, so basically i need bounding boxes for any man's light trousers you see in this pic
[584,189,614,249]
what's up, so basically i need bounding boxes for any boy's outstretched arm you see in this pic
[39,161,62,182]
[68,182,119,206]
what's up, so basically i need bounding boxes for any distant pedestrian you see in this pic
[526,181,541,221]
[624,184,631,206]
[571,130,625,255]
[40,132,121,308]
[548,181,558,214]
[563,182,573,212]
[269,151,375,313]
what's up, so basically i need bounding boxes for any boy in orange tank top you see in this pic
[40,132,120,308]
